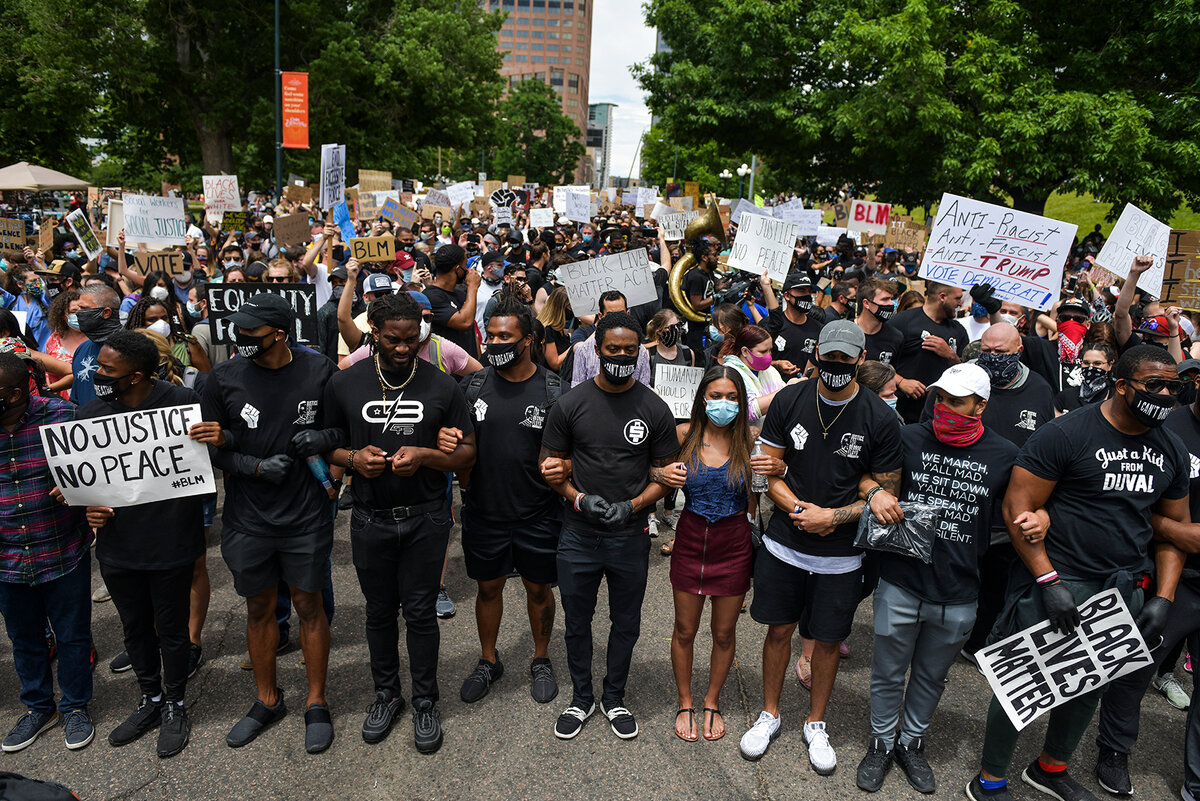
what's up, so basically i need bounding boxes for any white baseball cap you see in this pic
[929,363,991,401]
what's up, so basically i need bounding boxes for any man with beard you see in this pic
[889,282,969,424]
[681,238,720,352]
[1114,255,1184,362]
[760,273,826,379]
[70,284,124,405]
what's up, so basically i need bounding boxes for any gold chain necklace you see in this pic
[375,354,417,399]
[816,388,851,440]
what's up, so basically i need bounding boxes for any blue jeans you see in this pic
[0,553,93,713]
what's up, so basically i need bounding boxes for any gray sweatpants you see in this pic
[870,579,977,749]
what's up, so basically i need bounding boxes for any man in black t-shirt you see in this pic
[78,331,205,758]
[741,320,903,772]
[761,272,826,379]
[968,344,1191,801]
[324,292,474,754]
[681,238,719,351]
[540,311,678,742]
[854,277,902,365]
[424,243,481,358]
[197,294,343,754]
[889,281,969,423]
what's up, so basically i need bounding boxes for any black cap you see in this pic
[228,293,295,331]
[329,265,348,281]
[1058,297,1092,318]
[481,250,505,267]
[783,272,812,291]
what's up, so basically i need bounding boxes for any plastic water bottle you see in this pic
[751,438,769,493]
[306,455,335,495]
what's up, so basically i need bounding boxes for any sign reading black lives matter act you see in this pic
[41,404,214,507]
[204,283,318,345]
[975,588,1152,731]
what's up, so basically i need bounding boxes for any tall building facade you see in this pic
[587,102,617,188]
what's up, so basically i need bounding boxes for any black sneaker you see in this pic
[1022,760,1098,801]
[109,650,132,674]
[187,643,204,679]
[303,703,333,754]
[1095,747,1133,796]
[156,703,189,758]
[63,708,94,750]
[600,701,638,739]
[226,689,287,748]
[337,487,355,510]
[412,698,443,754]
[856,737,893,792]
[554,702,595,740]
[362,691,406,744]
[894,737,936,794]
[2,709,60,753]
[108,695,163,746]
[966,775,1016,801]
[460,655,504,703]
[530,657,558,703]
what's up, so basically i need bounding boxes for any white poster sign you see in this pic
[771,202,822,238]
[565,191,591,224]
[558,249,658,316]
[816,227,847,247]
[728,214,799,277]
[649,202,673,221]
[659,210,700,241]
[847,200,891,235]
[202,175,241,226]
[105,200,124,247]
[319,143,346,209]
[446,181,476,211]
[121,195,187,248]
[731,198,772,226]
[1095,203,1172,297]
[530,208,555,228]
[654,364,704,419]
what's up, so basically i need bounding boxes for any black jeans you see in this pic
[556,527,650,708]
[100,562,194,703]
[964,540,1018,654]
[350,503,451,703]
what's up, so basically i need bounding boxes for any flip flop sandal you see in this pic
[674,708,698,742]
[702,708,725,741]
[660,540,674,556]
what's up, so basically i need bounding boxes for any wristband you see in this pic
[1036,570,1059,585]
[574,492,585,512]
[347,449,357,474]
[865,486,882,504]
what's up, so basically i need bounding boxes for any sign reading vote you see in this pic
[41,404,214,507]
[558,250,658,316]
[132,251,186,277]
[919,193,1076,311]
[122,194,188,248]
[728,213,799,278]
[204,283,318,345]
[654,364,704,419]
[975,588,1152,732]
[1095,203,1172,297]
[350,235,396,263]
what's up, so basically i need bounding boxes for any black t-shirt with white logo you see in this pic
[763,308,825,372]
[880,423,1017,604]
[541,379,678,536]
[463,366,562,524]
[864,324,904,366]
[759,380,905,557]
[888,307,968,423]
[1164,406,1200,581]
[424,284,478,357]
[920,369,1055,449]
[202,348,336,537]
[1016,402,1190,578]
[324,357,473,509]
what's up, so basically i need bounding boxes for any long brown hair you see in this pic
[537,285,571,333]
[718,323,770,360]
[678,365,753,490]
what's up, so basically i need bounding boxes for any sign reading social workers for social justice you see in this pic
[920,193,1076,311]
[654,364,704,418]
[728,214,799,278]
[41,404,214,507]
[558,250,657,317]
[976,588,1152,731]
[1095,203,1172,297]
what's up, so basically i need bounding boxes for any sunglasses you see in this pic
[1059,315,1088,325]
[266,275,290,283]
[1129,377,1190,395]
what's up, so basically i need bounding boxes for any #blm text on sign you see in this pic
[204,283,318,345]
[728,214,799,278]
[558,249,658,317]
[350,235,396,264]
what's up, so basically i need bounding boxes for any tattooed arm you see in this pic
[634,456,675,511]
[858,469,904,524]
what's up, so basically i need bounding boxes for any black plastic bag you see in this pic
[854,501,940,564]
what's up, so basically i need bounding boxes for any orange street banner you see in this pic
[281,72,309,150]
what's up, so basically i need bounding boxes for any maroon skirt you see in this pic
[669,508,752,597]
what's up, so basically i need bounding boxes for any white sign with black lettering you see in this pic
[654,364,704,419]
[1095,203,1171,297]
[728,213,799,277]
[41,404,214,507]
[319,143,346,209]
[558,250,657,316]
[121,194,188,248]
[565,190,591,224]
[976,588,1152,731]
[659,210,700,241]
[530,208,554,228]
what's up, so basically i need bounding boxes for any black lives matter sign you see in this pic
[204,283,317,345]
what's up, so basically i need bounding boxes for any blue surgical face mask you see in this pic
[64,249,80,260]
[186,301,199,317]
[971,302,988,318]
[67,313,81,331]
[705,398,739,427]
[582,234,593,243]
[882,395,898,410]
[707,325,724,344]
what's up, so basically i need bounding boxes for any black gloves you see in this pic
[1135,596,1172,646]
[970,282,1002,315]
[577,494,610,525]
[1041,580,1081,635]
[290,428,344,459]
[601,500,635,527]
[255,455,294,485]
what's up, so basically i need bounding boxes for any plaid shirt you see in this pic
[0,395,89,585]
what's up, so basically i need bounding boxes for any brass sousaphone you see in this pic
[667,203,729,323]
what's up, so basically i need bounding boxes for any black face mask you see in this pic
[658,325,681,347]
[599,353,637,385]
[1125,385,1173,428]
[977,351,1022,387]
[817,358,858,392]
[235,330,279,361]
[1079,365,1113,404]
[790,296,814,314]
[486,341,525,370]
[93,371,133,402]
[77,307,118,343]
[867,300,894,322]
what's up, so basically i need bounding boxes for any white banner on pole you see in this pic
[319,144,346,209]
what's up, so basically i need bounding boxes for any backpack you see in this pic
[464,367,561,421]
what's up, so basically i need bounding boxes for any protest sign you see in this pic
[350,235,396,264]
[885,220,929,252]
[530,208,555,228]
[976,588,1152,732]
[659,210,700,241]
[0,219,24,253]
[105,201,124,247]
[331,202,356,241]
[205,283,317,345]
[284,184,313,205]
[447,181,477,211]
[122,194,188,248]
[558,249,657,316]
[358,169,392,193]
[772,202,821,237]
[132,251,186,278]
[649,202,673,221]
[731,198,771,226]
[669,196,694,212]
[219,210,249,234]
[565,191,591,224]
[493,207,514,227]
[621,191,637,207]
[319,144,346,209]
[1095,204,1172,297]
[490,188,517,209]
[65,209,103,261]
[41,404,214,507]
[483,180,504,199]
[654,364,704,419]
[919,193,1075,311]
[728,214,799,278]
[357,191,380,221]
[381,200,419,230]
[637,187,658,208]
[203,175,240,226]
[848,200,891,235]
[424,189,452,209]
[833,201,851,227]
[38,218,56,255]
[273,213,312,248]
[420,204,453,222]
[1165,230,1200,311]
[816,227,847,247]
[507,175,526,188]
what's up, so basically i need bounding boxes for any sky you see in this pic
[587,0,656,181]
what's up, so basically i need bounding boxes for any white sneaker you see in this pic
[659,510,680,528]
[804,720,837,775]
[739,711,780,761]
[91,583,110,603]
[1154,672,1191,710]
[648,515,659,538]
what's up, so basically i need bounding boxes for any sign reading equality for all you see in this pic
[204,283,318,345]
[319,143,346,209]
[558,250,658,317]
[41,404,214,507]
[1095,203,1172,298]
[654,364,705,419]
[919,193,1076,312]
[728,213,799,278]
[976,588,1152,732]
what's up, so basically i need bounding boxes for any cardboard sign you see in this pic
[530,208,555,228]
[654,363,704,419]
[507,175,526,188]
[358,169,392,193]
[424,189,452,209]
[565,191,591,224]
[350,235,396,264]
[669,196,694,212]
[273,213,313,248]
[283,184,314,205]
[482,180,503,200]
[203,175,241,226]
[728,214,799,278]
[381,200,419,230]
[659,210,700,241]
[320,143,346,209]
[132,251,187,277]
[833,201,851,227]
[558,250,658,316]
[977,588,1152,732]
[41,404,214,507]
[219,210,249,233]
[205,283,318,345]
[38,218,56,255]
[357,192,380,221]
[885,220,929,252]
[848,200,891,236]
[683,181,700,200]
[65,209,103,261]
[121,194,187,249]
[0,219,25,253]
[420,204,453,222]
[1095,203,1172,297]
[1165,230,1200,311]
[919,193,1076,311]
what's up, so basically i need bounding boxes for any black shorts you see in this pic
[749,543,863,642]
[461,507,561,584]
[221,527,332,598]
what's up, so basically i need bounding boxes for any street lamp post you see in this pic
[719,169,733,197]
[736,163,750,198]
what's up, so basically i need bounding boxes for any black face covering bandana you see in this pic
[1125,386,1173,428]
[658,325,681,347]
[817,358,858,392]
[600,353,637,384]
[77,307,120,344]
[1078,365,1113,404]
[486,341,525,370]
[234,330,279,361]
[976,351,1022,387]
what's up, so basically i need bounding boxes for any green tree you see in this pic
[640,125,759,197]
[488,80,586,185]
[636,0,1200,218]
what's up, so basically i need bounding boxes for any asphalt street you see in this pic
[0,493,1192,801]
